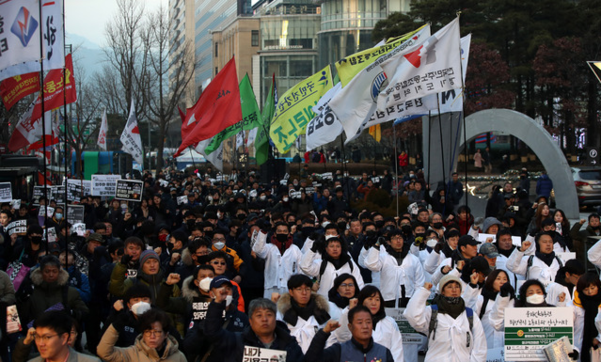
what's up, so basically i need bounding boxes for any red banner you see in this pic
[0,72,40,110]
[30,54,77,121]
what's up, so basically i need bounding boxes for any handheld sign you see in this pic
[91,175,122,198]
[115,180,144,202]
[243,346,286,362]
[386,308,423,344]
[66,205,85,225]
[7,220,27,236]
[0,182,12,203]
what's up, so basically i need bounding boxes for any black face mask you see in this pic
[415,232,426,239]
[30,236,42,245]
[375,221,385,229]
[276,234,288,243]
[237,214,247,221]
[432,222,443,229]
[365,230,376,239]
[197,255,209,265]
[302,227,315,236]
[186,219,196,229]
[337,222,347,231]
[401,225,412,234]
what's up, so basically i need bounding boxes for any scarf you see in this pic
[385,244,408,266]
[284,297,330,325]
[577,291,601,362]
[437,296,466,320]
[441,243,454,258]
[271,234,293,256]
[324,251,351,271]
[497,245,514,258]
[371,309,386,330]
[535,251,556,267]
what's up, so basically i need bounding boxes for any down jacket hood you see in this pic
[277,292,330,325]
[30,267,69,287]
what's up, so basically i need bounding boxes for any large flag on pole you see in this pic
[305,82,344,151]
[377,17,461,112]
[329,25,431,141]
[0,72,40,110]
[335,24,429,87]
[97,109,108,150]
[174,57,241,157]
[270,65,333,153]
[588,62,601,84]
[120,101,144,166]
[0,0,65,82]
[204,74,263,155]
[254,74,276,165]
[30,54,77,121]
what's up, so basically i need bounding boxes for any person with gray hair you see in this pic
[205,294,304,362]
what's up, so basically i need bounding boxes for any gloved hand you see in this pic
[311,234,325,253]
[568,350,579,361]
[474,217,484,228]
[500,283,515,299]
[121,253,132,266]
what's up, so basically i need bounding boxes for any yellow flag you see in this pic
[270,65,333,153]
[335,24,428,87]
[369,124,381,142]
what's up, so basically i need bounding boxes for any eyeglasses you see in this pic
[294,287,312,293]
[390,236,403,241]
[340,283,355,288]
[35,334,59,342]
[213,238,226,242]
[211,261,226,266]
[143,329,164,337]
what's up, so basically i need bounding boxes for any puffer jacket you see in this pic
[19,268,89,325]
[97,324,186,362]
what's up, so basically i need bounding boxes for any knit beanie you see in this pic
[139,250,160,266]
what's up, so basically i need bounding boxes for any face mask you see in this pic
[121,204,128,210]
[526,294,545,305]
[375,220,385,229]
[282,197,289,202]
[198,277,212,292]
[213,242,225,250]
[322,221,330,228]
[401,225,412,234]
[260,196,266,201]
[31,236,42,245]
[131,301,151,316]
[225,295,233,307]
[237,214,246,220]
[432,222,443,229]
[208,196,213,201]
[365,230,376,239]
[276,234,288,243]
[325,234,337,240]
[337,222,346,230]
[55,213,63,220]
[426,238,438,248]
[159,234,168,242]
[217,212,222,219]
[186,220,196,228]
[293,182,298,187]
[302,227,314,236]
[415,232,426,239]
[197,255,210,265]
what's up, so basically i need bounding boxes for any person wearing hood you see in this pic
[300,234,364,297]
[361,229,425,311]
[98,308,186,362]
[252,221,303,298]
[469,216,502,240]
[327,273,360,321]
[431,235,480,288]
[172,237,212,287]
[19,255,89,326]
[574,213,601,261]
[570,273,601,362]
[404,275,487,362]
[180,274,249,362]
[273,274,332,353]
[333,286,405,362]
[8,224,44,269]
[506,231,563,286]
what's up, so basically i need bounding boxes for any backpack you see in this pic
[428,304,473,343]
[526,255,563,280]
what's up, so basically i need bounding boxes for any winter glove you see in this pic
[568,350,579,361]
[120,253,132,266]
[311,234,325,253]
[500,283,515,299]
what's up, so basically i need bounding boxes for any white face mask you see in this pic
[426,238,438,248]
[260,195,266,201]
[322,221,330,228]
[283,197,289,202]
[208,196,213,201]
[325,234,337,240]
[131,301,151,316]
[225,295,233,307]
[199,277,213,292]
[214,242,225,250]
[217,212,222,219]
[526,294,545,305]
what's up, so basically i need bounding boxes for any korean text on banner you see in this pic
[270,65,332,153]
[0,182,12,203]
[305,83,343,151]
[120,101,144,166]
[91,175,122,197]
[115,180,144,202]
[0,0,65,82]
[0,72,40,110]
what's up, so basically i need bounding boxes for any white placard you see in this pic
[91,175,122,197]
[243,346,286,362]
[478,233,522,247]
[7,220,27,236]
[556,252,576,265]
[385,308,423,344]
[10,200,20,210]
[46,227,58,243]
[73,223,86,237]
[177,196,188,205]
[0,182,12,203]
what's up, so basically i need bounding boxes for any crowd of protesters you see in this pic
[0,163,598,362]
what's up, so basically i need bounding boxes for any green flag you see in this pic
[255,74,276,165]
[204,74,262,155]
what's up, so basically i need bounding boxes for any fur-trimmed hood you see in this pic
[277,292,330,325]
[181,275,202,302]
[181,248,194,267]
[30,267,69,287]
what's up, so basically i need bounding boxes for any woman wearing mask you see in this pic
[327,273,360,320]
[404,275,487,362]
[334,286,405,362]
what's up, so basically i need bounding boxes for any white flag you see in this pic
[236,131,244,149]
[97,109,108,151]
[196,137,223,171]
[377,18,461,112]
[120,101,144,166]
[246,127,258,147]
[329,25,431,141]
[306,83,343,151]
[0,0,65,82]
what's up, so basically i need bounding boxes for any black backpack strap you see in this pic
[479,298,489,320]
[428,305,439,340]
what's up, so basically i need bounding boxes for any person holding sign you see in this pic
[404,275,487,362]
[305,305,395,362]
[204,297,304,362]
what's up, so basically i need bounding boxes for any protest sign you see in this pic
[385,308,423,344]
[91,175,122,198]
[7,220,27,236]
[10,200,20,210]
[177,196,188,205]
[504,307,573,361]
[115,180,144,202]
[46,227,58,243]
[243,346,286,362]
[0,182,12,202]
[304,187,315,195]
[38,206,55,218]
[73,223,86,237]
[66,180,91,202]
[33,186,52,205]
[66,205,85,225]
[477,233,522,247]
[52,186,66,203]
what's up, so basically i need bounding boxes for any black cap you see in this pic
[458,235,479,248]
[468,256,492,276]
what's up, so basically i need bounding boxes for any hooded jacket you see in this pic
[20,268,89,325]
[252,231,303,293]
[97,324,186,362]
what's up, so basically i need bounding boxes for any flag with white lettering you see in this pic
[98,109,108,150]
[120,101,144,166]
[305,83,343,151]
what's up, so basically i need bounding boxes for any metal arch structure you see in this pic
[456,109,579,219]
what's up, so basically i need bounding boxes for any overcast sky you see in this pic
[65,0,165,47]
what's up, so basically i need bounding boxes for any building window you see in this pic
[214,43,218,57]
[215,67,218,75]
[252,30,259,47]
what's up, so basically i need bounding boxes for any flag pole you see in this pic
[457,13,469,211]
[63,42,71,250]
[189,146,196,170]
[427,111,432,186]
[436,93,447,216]
[393,123,399,217]
[340,134,350,199]
[38,0,49,240]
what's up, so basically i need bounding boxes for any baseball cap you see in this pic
[479,243,500,258]
[468,256,492,276]
[458,235,479,248]
[210,275,232,290]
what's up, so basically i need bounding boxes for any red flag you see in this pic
[174,57,242,157]
[30,54,77,121]
[0,72,40,110]
[178,106,185,123]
